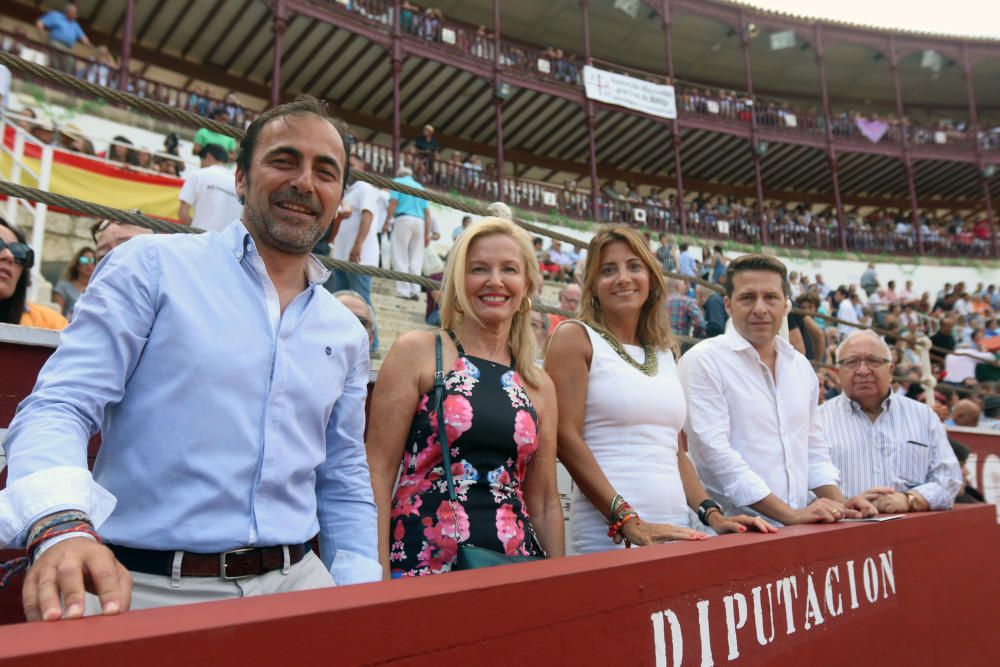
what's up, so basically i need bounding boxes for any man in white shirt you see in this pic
[177,143,242,232]
[821,330,962,513]
[833,286,859,339]
[331,155,382,351]
[679,254,875,525]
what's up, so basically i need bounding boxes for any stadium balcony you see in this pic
[2,0,1000,259]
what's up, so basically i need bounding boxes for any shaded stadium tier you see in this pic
[2,0,999,257]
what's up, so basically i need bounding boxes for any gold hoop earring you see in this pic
[520,297,533,313]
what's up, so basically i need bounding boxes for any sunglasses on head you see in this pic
[0,238,34,269]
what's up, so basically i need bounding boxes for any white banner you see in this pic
[583,65,676,120]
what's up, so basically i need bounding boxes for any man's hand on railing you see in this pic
[23,538,131,622]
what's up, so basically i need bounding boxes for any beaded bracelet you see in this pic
[606,512,640,539]
[26,510,92,548]
[28,521,101,564]
[608,494,626,523]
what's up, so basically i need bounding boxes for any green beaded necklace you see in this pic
[595,328,658,377]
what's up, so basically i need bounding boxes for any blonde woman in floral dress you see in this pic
[367,218,564,577]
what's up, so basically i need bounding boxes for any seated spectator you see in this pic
[547,283,581,330]
[134,147,153,171]
[193,107,238,161]
[821,329,962,513]
[949,439,985,503]
[696,284,727,338]
[52,245,95,319]
[546,242,576,282]
[452,215,472,240]
[58,123,95,154]
[85,45,118,89]
[30,116,56,145]
[224,93,245,127]
[529,309,549,360]
[334,289,376,354]
[665,279,705,338]
[948,399,981,428]
[679,254,875,526]
[90,215,153,261]
[104,135,134,165]
[0,217,67,330]
[534,237,560,280]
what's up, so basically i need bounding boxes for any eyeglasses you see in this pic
[0,238,34,268]
[79,256,96,265]
[839,356,890,371]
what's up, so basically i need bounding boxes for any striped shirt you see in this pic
[819,393,962,510]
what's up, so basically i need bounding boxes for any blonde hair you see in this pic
[578,225,674,352]
[440,217,544,388]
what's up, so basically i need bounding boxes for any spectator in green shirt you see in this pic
[193,107,238,162]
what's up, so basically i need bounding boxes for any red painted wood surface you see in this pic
[0,507,995,665]
[948,428,1000,521]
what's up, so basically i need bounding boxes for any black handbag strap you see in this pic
[434,331,458,502]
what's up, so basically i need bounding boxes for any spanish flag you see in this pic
[2,127,183,222]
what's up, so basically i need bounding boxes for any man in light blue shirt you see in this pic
[1,96,381,622]
[385,166,431,299]
[35,4,92,73]
[677,243,698,278]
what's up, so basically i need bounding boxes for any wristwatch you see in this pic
[698,499,723,526]
[903,491,921,512]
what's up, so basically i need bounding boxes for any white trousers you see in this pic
[85,550,333,614]
[390,215,424,297]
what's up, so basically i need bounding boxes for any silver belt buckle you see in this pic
[220,547,256,580]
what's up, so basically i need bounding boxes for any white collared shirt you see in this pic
[678,325,840,520]
[820,393,962,510]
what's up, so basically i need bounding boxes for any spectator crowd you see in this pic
[0,97,989,634]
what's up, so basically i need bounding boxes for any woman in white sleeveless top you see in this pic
[546,226,772,554]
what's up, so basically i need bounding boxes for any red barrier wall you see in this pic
[948,427,1000,521]
[0,506,996,666]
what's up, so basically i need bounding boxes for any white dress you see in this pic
[567,322,691,555]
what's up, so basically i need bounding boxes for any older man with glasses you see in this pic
[820,329,962,514]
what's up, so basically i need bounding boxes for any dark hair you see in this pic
[201,142,229,164]
[236,95,350,189]
[724,254,789,298]
[950,438,971,465]
[61,246,95,282]
[679,243,689,251]
[211,106,230,120]
[0,218,31,325]
[795,291,821,309]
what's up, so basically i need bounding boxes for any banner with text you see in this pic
[583,65,677,120]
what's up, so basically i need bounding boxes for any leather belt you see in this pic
[108,543,311,580]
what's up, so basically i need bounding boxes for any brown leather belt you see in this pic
[108,543,311,580]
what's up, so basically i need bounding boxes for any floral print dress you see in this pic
[389,332,544,576]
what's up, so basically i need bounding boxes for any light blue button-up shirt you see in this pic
[2,221,380,583]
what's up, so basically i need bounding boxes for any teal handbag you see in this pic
[433,331,543,571]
